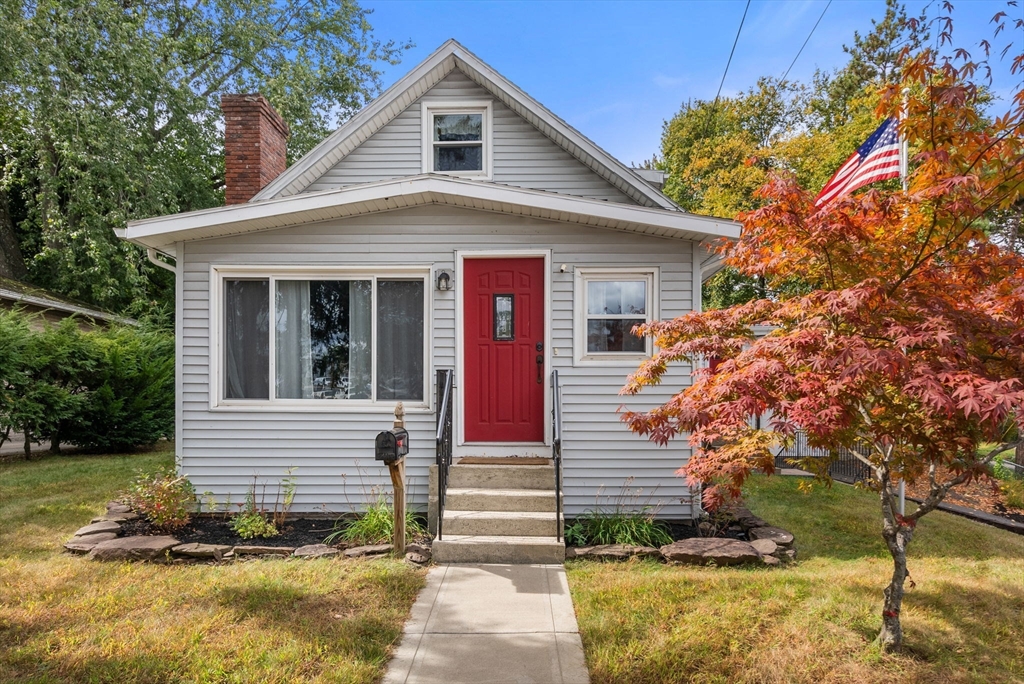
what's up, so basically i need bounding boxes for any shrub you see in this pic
[1000,478,1024,510]
[230,512,279,540]
[229,478,279,539]
[565,478,673,548]
[63,322,174,452]
[565,509,673,548]
[0,308,174,456]
[324,493,425,545]
[123,469,197,531]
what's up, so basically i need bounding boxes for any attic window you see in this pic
[422,100,492,178]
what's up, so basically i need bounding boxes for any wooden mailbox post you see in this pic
[389,402,406,555]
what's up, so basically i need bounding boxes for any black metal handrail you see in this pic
[435,369,454,540]
[551,369,563,542]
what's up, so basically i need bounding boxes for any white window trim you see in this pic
[421,99,493,180]
[210,265,432,413]
[574,267,659,366]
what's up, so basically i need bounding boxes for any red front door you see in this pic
[464,257,545,443]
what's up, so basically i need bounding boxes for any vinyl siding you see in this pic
[180,204,698,517]
[303,70,636,205]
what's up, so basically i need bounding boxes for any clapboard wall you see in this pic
[178,204,699,518]
[303,70,636,205]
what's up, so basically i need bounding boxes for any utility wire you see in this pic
[701,0,751,140]
[781,0,832,83]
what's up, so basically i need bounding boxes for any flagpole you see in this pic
[898,88,908,517]
[900,88,909,192]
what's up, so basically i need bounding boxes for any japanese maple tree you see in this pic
[621,5,1024,653]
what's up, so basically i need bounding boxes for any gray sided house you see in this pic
[121,40,738,561]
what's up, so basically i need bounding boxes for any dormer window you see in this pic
[422,100,492,178]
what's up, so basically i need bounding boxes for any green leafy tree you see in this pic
[659,2,923,310]
[0,0,407,312]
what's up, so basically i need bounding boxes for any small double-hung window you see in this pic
[575,268,657,363]
[422,100,492,178]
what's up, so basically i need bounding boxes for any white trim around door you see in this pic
[454,249,552,457]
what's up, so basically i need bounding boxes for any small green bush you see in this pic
[1000,477,1024,510]
[123,469,197,531]
[229,480,279,539]
[565,508,673,548]
[325,494,425,545]
[230,512,279,539]
[565,478,674,548]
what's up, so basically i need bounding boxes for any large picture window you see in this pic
[575,268,656,363]
[219,271,427,405]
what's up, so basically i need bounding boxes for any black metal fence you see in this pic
[435,369,454,540]
[774,430,874,484]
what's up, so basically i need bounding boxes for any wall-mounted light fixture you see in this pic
[436,269,453,291]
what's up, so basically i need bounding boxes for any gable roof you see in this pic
[253,39,679,210]
[122,175,739,257]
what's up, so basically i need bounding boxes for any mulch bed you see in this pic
[121,517,341,548]
[902,468,1024,525]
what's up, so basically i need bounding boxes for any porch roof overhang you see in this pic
[122,175,740,257]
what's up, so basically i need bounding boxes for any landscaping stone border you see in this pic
[64,502,432,565]
[566,505,798,567]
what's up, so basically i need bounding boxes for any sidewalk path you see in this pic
[384,564,590,684]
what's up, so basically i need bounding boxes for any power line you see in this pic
[781,0,832,83]
[711,0,751,110]
[701,0,751,139]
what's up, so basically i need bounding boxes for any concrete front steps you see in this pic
[433,461,564,564]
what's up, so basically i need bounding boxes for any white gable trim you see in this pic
[124,175,740,256]
[252,40,679,210]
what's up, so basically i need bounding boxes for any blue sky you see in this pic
[364,0,1021,165]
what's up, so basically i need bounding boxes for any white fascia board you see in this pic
[124,176,740,249]
[251,39,682,212]
[449,48,679,211]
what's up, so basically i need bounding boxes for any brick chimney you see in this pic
[221,94,290,204]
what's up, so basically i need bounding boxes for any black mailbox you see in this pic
[375,427,409,462]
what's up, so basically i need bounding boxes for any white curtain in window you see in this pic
[275,280,313,399]
[348,281,373,399]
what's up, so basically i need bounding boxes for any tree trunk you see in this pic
[23,431,32,461]
[878,516,913,652]
[49,434,61,454]
[0,188,27,281]
[1015,441,1024,468]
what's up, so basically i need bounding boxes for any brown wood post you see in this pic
[388,402,406,555]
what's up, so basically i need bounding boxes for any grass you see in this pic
[325,494,427,546]
[567,475,1024,684]
[0,445,426,683]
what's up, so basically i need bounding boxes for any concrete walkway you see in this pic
[384,564,590,684]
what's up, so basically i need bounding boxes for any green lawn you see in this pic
[568,476,1024,684]
[0,445,426,683]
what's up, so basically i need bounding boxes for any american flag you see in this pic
[814,118,902,207]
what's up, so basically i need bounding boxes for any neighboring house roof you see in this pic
[0,277,133,325]
[122,174,740,256]
[252,39,681,211]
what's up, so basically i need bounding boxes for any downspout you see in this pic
[147,247,176,273]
